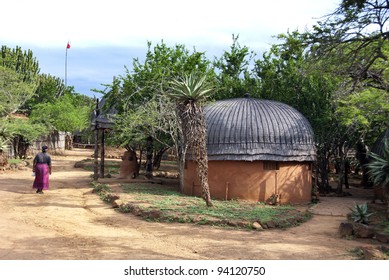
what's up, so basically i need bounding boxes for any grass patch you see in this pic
[116,183,310,229]
[8,159,23,164]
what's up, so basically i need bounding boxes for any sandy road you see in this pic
[0,149,380,260]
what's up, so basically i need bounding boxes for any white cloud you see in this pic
[2,0,339,48]
[1,0,341,96]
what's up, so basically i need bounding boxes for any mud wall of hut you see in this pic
[184,160,312,204]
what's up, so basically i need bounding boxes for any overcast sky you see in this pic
[2,0,340,97]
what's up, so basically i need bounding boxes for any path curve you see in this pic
[0,149,380,260]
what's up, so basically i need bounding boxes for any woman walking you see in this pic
[32,145,52,194]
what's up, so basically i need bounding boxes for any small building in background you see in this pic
[184,95,316,204]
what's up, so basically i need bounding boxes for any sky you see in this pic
[1,0,340,98]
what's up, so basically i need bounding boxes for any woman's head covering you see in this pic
[42,145,48,152]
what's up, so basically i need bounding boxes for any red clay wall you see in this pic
[184,160,312,204]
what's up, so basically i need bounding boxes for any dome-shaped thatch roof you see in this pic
[205,96,316,161]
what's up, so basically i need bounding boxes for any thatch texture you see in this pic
[91,98,117,130]
[204,97,316,162]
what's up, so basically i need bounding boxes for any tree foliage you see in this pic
[104,41,213,152]
[308,0,389,92]
[30,93,91,133]
[213,34,257,99]
[336,88,389,146]
[0,65,37,118]
[0,45,40,83]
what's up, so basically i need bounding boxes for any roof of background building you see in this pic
[90,98,117,130]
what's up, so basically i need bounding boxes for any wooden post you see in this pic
[145,135,153,179]
[100,129,105,178]
[93,98,99,181]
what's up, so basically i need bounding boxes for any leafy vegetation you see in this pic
[91,182,310,229]
[350,203,374,224]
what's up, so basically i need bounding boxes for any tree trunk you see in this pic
[336,145,345,195]
[318,153,330,194]
[145,136,153,179]
[153,147,169,170]
[177,143,188,192]
[184,103,212,207]
[356,140,372,188]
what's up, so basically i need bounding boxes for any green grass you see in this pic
[118,183,309,227]
[8,158,23,164]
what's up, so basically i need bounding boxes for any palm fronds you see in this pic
[167,73,213,102]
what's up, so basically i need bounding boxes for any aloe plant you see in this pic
[366,138,389,219]
[350,203,374,224]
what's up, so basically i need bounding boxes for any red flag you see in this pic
[67,42,71,49]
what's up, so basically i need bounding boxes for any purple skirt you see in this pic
[33,163,50,190]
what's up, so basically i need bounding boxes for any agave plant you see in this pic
[0,136,9,152]
[350,203,374,224]
[366,139,389,219]
[366,139,389,187]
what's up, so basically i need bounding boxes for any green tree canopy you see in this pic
[0,65,37,118]
[104,41,214,152]
[308,0,389,92]
[213,34,257,99]
[30,93,91,133]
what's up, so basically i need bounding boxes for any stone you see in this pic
[227,221,238,227]
[353,223,375,238]
[146,210,162,219]
[106,193,120,203]
[259,222,268,229]
[112,199,121,208]
[266,221,276,229]
[338,222,354,237]
[361,246,387,260]
[236,221,250,228]
[252,222,263,230]
[375,232,389,243]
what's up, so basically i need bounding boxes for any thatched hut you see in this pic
[184,95,316,204]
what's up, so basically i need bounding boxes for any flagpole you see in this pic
[65,45,68,87]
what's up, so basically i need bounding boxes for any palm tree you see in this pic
[167,73,213,207]
[366,139,389,219]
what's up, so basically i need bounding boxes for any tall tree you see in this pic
[254,30,343,192]
[213,34,257,99]
[22,74,66,114]
[168,73,213,207]
[1,45,40,83]
[308,0,389,92]
[0,65,37,118]
[103,41,214,182]
[30,93,91,134]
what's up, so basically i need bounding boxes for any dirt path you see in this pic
[0,149,381,260]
